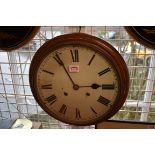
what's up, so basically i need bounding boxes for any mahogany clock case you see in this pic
[0,26,40,51]
[125,26,155,50]
[29,33,129,125]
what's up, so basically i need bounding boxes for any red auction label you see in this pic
[69,65,79,73]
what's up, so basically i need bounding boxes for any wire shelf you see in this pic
[0,26,155,128]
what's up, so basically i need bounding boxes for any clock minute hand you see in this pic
[79,83,101,89]
[62,65,76,86]
[54,53,76,86]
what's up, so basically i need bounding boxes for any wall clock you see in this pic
[0,26,40,51]
[125,26,155,50]
[29,33,129,126]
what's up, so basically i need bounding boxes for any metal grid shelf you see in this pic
[1,26,155,128]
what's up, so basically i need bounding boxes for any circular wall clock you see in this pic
[29,33,129,126]
[125,26,155,50]
[0,26,40,51]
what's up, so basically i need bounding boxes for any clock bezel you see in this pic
[29,33,129,126]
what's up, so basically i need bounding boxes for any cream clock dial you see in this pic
[29,33,129,125]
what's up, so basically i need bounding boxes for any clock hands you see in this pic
[54,53,79,90]
[54,54,115,91]
[79,83,101,89]
[79,83,115,90]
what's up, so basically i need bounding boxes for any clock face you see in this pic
[29,33,129,125]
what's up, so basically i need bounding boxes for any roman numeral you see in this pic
[97,95,110,106]
[90,106,98,114]
[41,84,52,89]
[42,70,54,75]
[70,49,79,62]
[88,54,95,65]
[53,53,63,65]
[59,104,67,114]
[45,94,57,105]
[98,67,111,76]
[102,84,115,89]
[76,108,81,119]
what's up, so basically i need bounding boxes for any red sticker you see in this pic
[69,65,79,73]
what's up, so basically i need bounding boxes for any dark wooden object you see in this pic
[96,119,155,129]
[0,26,40,51]
[125,26,155,50]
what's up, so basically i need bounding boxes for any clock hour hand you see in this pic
[79,83,101,89]
[79,83,115,90]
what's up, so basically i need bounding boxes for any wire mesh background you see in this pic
[0,26,155,128]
